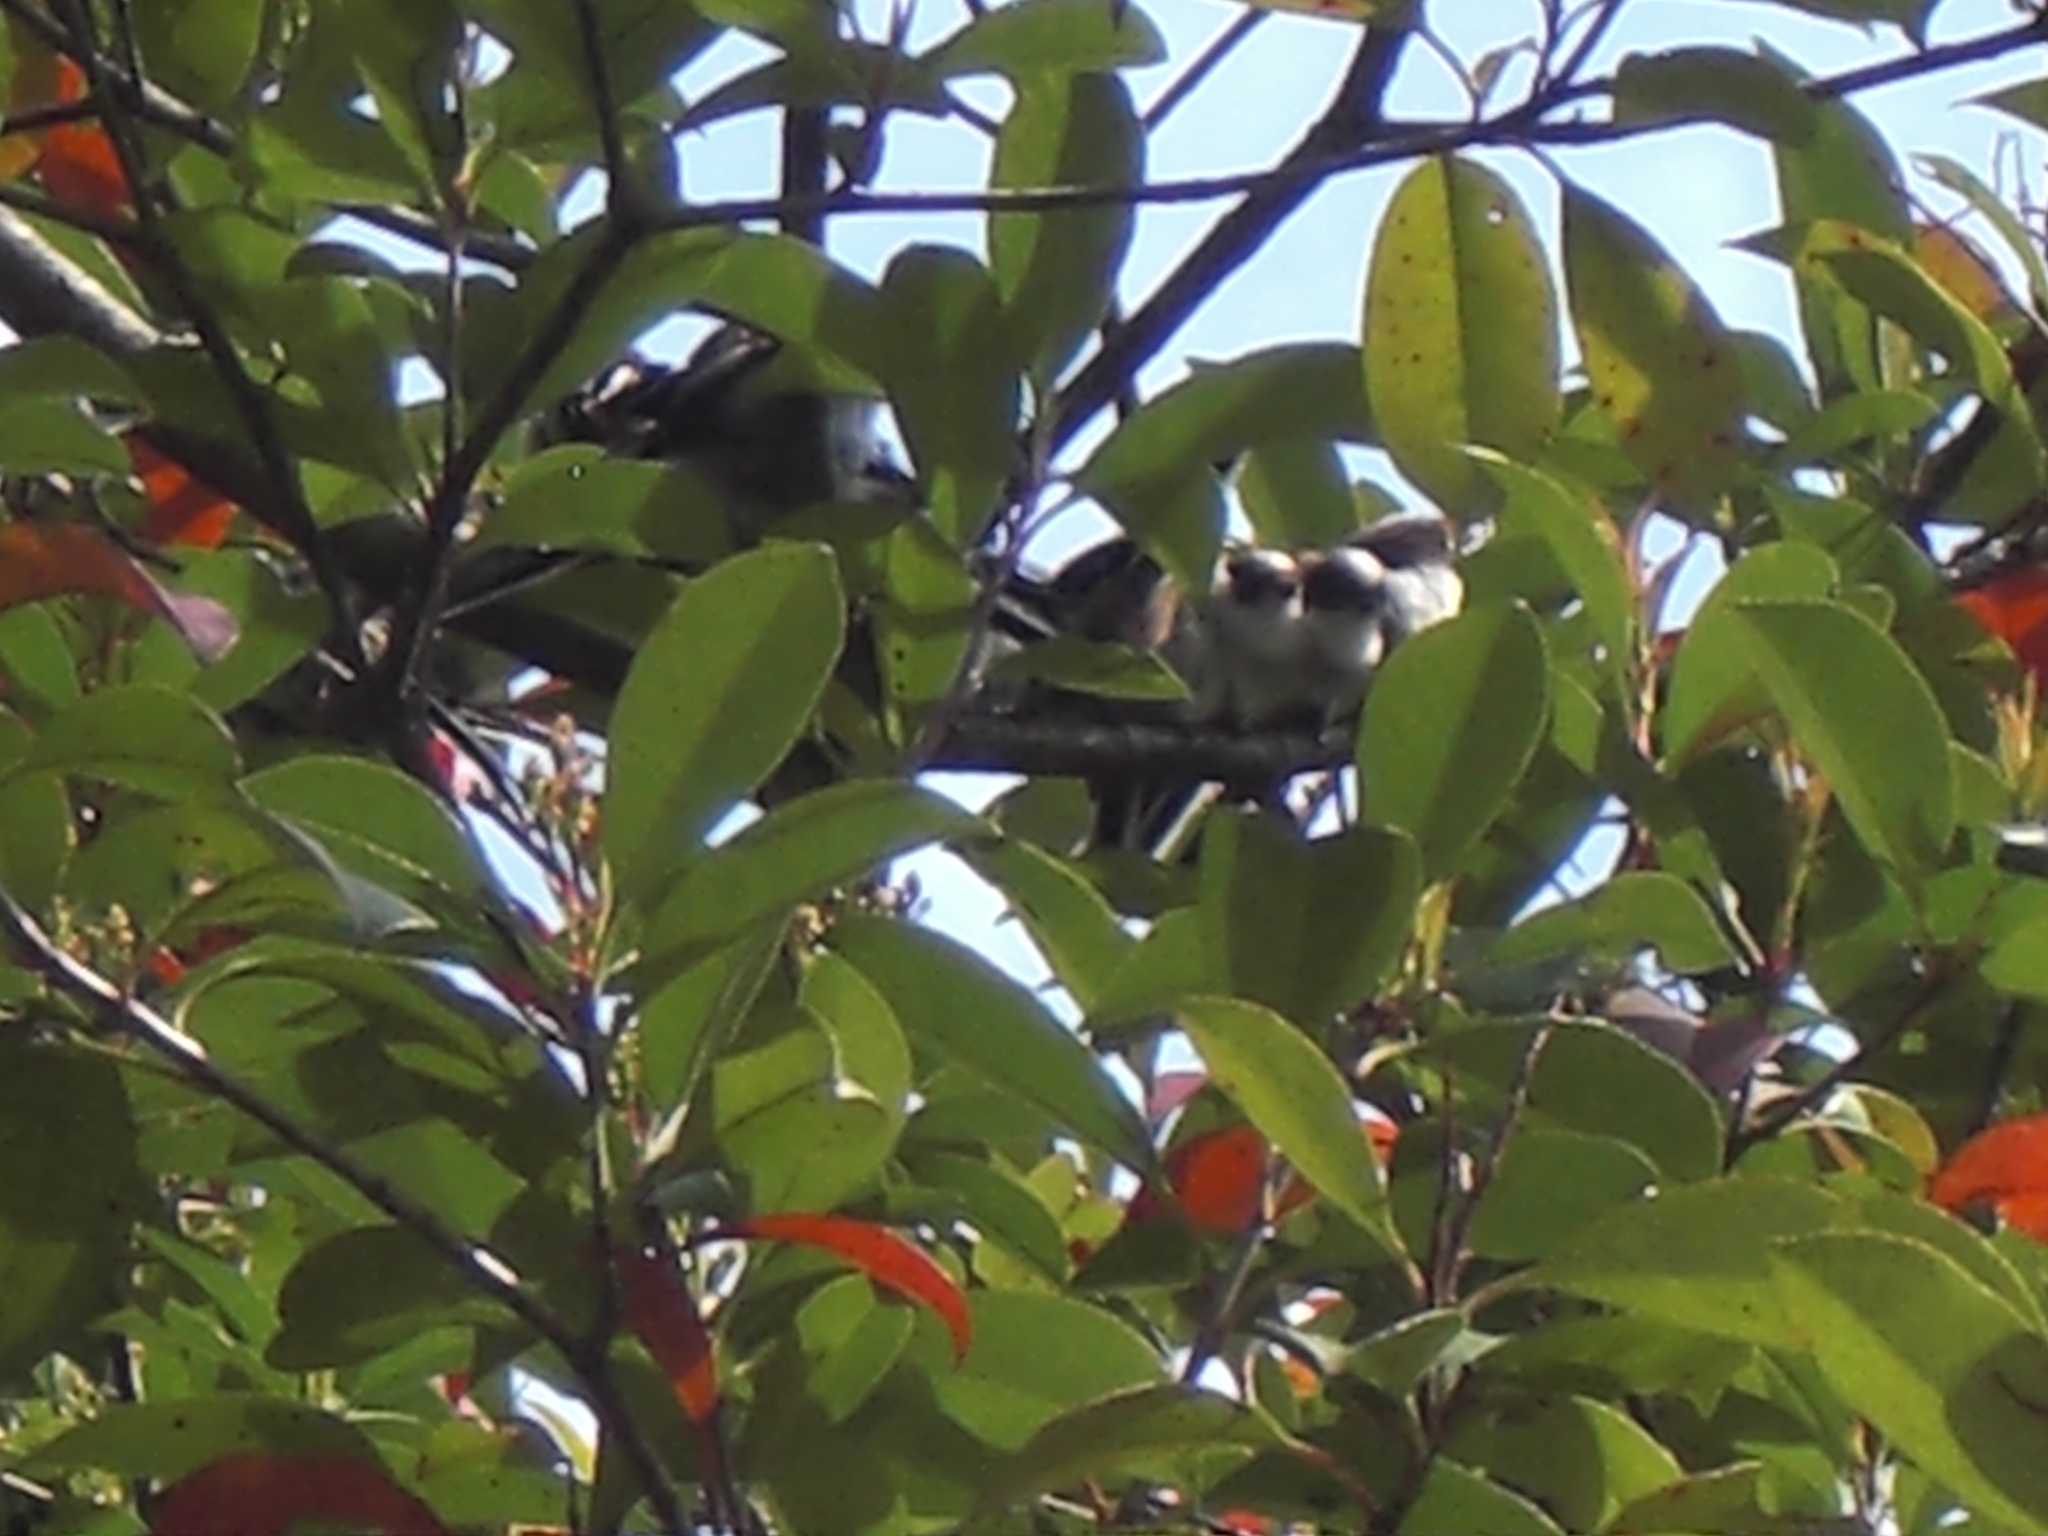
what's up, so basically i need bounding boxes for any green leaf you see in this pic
[604,543,845,901]
[1774,386,1938,466]
[931,0,1166,77]
[716,1022,895,1211]
[908,1151,1070,1282]
[242,755,489,906]
[1491,872,1737,974]
[248,277,421,488]
[1197,813,1420,1022]
[1400,1460,1566,1536]
[1772,88,1910,397]
[874,247,1019,545]
[976,1385,1293,1519]
[1236,436,1361,548]
[1078,343,1373,587]
[269,1226,494,1369]
[936,1292,1164,1450]
[1772,1231,2048,1533]
[1177,996,1390,1241]
[1445,1392,1680,1532]
[28,1396,376,1482]
[957,839,1133,1010]
[1407,1018,1722,1182]
[1612,45,1817,143]
[1346,1309,1467,1398]
[645,782,980,969]
[0,335,139,403]
[0,1040,143,1377]
[828,915,1154,1172]
[1809,221,2021,403]
[1360,602,1549,880]
[14,685,238,798]
[1727,599,1955,875]
[1481,458,1633,687]
[1661,541,1838,763]
[1563,185,1743,508]
[636,922,784,1113]
[470,450,730,564]
[1468,1129,1659,1261]
[1529,1178,1843,1350]
[0,399,130,475]
[991,72,1140,381]
[1365,156,1560,513]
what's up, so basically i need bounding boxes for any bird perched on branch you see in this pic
[531,321,915,544]
[990,508,1464,853]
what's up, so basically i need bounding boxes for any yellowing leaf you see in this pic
[1365,156,1560,517]
[1564,186,1743,509]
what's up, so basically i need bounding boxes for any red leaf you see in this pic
[0,521,236,661]
[728,1212,973,1361]
[126,436,237,549]
[37,116,128,216]
[148,1454,448,1536]
[616,1247,718,1425]
[1167,1125,1271,1235]
[1958,568,2048,689]
[1929,1112,2048,1240]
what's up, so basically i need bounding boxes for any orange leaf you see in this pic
[1929,1112,2048,1240]
[0,39,83,182]
[729,1212,973,1360]
[37,116,128,216]
[1916,224,2013,324]
[1958,567,2048,689]
[0,521,236,661]
[126,436,237,549]
[616,1247,718,1424]
[148,1454,448,1536]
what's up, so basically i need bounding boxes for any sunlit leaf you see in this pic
[1365,156,1560,515]
[1564,186,1743,508]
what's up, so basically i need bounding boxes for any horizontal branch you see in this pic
[928,711,1349,780]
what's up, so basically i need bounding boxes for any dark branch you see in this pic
[928,712,1348,780]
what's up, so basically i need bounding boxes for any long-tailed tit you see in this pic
[535,322,913,535]
[1199,547,1311,728]
[1348,510,1463,645]
[1299,545,1390,725]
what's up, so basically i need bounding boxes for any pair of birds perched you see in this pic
[998,516,1464,737]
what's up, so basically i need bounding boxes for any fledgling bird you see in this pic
[1198,546,1311,728]
[1349,510,1464,646]
[1298,545,1390,726]
[533,321,915,539]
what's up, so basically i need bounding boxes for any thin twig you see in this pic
[1434,1024,1550,1305]
[1182,1216,1268,1384]
[1547,0,1626,93]
[1971,1002,2024,1138]
[1727,965,1955,1161]
[1141,11,1265,131]
[569,0,633,201]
